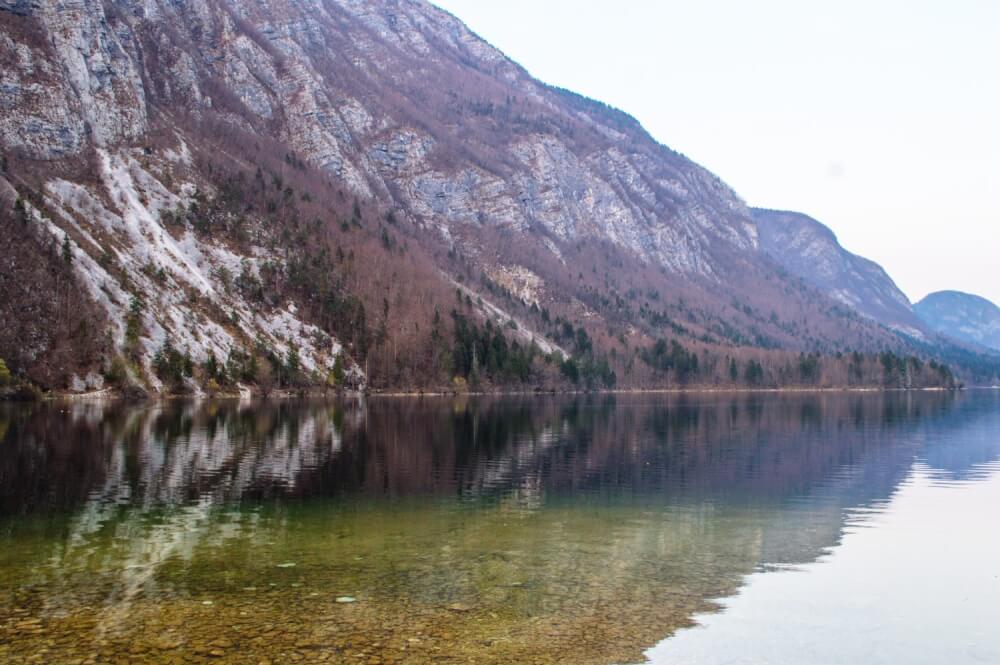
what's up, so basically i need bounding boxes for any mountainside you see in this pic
[752,208,926,337]
[916,292,1000,353]
[0,0,978,393]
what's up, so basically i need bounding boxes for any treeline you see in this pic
[550,320,617,389]
[630,338,957,390]
[442,308,617,390]
[449,311,536,386]
[0,192,108,391]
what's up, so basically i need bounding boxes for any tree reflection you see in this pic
[1,392,998,663]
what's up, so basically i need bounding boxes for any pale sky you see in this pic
[432,0,1000,305]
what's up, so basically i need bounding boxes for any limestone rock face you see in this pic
[1,0,761,277]
[0,0,147,158]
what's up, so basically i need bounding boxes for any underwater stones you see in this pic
[151,636,183,650]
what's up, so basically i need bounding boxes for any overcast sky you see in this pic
[432,0,1000,305]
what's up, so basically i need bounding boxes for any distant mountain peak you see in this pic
[915,292,1000,352]
[750,208,924,337]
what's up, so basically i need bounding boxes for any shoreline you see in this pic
[5,384,991,404]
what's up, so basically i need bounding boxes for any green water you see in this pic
[1,392,998,663]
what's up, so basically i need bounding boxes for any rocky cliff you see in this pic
[2,0,752,267]
[0,0,982,392]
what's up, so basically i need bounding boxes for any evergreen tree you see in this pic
[61,234,73,265]
[0,358,11,386]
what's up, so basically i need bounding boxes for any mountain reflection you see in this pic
[2,391,987,511]
[0,391,998,664]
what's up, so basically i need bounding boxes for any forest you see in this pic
[0,123,991,399]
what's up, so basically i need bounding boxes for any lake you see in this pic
[1,391,998,664]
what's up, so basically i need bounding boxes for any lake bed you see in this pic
[1,392,998,663]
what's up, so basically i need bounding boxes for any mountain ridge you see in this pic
[0,0,991,393]
[751,207,926,338]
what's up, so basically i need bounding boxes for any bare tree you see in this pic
[257,360,275,398]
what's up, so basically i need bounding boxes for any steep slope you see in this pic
[915,292,1000,352]
[0,0,970,392]
[2,0,756,273]
[1,153,367,395]
[752,208,925,337]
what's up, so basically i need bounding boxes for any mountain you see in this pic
[915,292,1000,353]
[752,208,926,338]
[0,0,972,393]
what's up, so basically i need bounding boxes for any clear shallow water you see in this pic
[646,461,1000,665]
[0,392,998,664]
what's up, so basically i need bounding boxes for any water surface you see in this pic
[0,392,998,663]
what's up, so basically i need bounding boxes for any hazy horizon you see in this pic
[433,0,1000,306]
